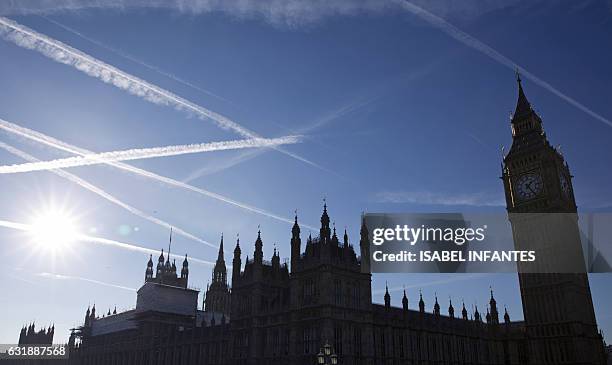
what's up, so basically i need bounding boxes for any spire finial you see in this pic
[168,227,173,259]
[516,67,521,84]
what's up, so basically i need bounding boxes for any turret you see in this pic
[449,298,455,318]
[320,201,331,243]
[204,234,231,315]
[181,254,189,281]
[84,306,91,327]
[489,289,499,325]
[254,229,263,265]
[474,305,481,322]
[384,283,391,309]
[433,294,440,317]
[331,225,339,246]
[402,289,408,311]
[462,301,468,320]
[343,228,350,253]
[157,249,164,275]
[145,254,153,281]
[290,213,301,272]
[271,247,280,268]
[419,290,425,313]
[213,235,227,284]
[504,307,511,324]
[232,236,241,285]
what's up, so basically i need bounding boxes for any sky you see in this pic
[0,0,611,343]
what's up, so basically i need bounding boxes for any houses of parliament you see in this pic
[12,79,608,364]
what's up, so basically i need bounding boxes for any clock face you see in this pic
[515,173,543,200]
[559,173,570,196]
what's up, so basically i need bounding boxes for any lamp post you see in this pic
[316,342,338,364]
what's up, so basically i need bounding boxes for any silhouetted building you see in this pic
[18,323,54,345]
[28,79,606,365]
[502,74,606,364]
[204,235,231,316]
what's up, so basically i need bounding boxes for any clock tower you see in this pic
[502,74,605,364]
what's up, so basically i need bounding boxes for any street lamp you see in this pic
[316,342,338,364]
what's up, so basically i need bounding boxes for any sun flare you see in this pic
[29,210,79,251]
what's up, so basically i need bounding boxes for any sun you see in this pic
[29,209,79,251]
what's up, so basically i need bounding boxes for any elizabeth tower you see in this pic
[502,75,605,364]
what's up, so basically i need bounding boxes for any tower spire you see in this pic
[320,198,331,242]
[384,282,391,308]
[232,233,241,286]
[254,226,263,264]
[512,70,535,123]
[433,293,440,316]
[218,234,225,263]
[168,227,172,257]
[419,290,425,313]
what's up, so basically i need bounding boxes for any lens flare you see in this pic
[29,210,79,251]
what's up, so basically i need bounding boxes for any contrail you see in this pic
[0,135,300,174]
[183,149,264,183]
[42,16,230,103]
[395,0,612,129]
[0,141,218,249]
[0,218,215,266]
[0,117,317,230]
[37,272,137,292]
[0,16,323,169]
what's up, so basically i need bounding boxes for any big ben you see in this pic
[502,74,606,364]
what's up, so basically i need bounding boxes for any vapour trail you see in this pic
[0,218,215,266]
[395,0,612,129]
[0,141,218,249]
[0,16,323,169]
[37,272,137,292]
[0,135,300,174]
[42,16,230,103]
[183,149,264,183]
[0,118,317,230]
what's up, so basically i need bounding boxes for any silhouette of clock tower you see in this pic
[502,74,605,364]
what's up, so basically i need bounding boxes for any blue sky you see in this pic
[0,0,611,343]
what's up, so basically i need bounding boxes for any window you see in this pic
[334,325,343,355]
[353,283,360,308]
[334,279,342,305]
